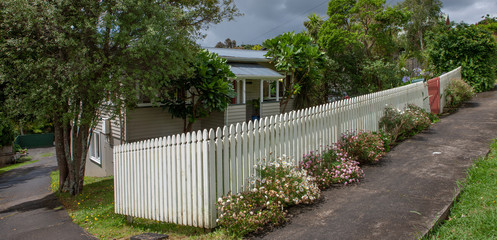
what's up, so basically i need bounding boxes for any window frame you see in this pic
[89,131,101,164]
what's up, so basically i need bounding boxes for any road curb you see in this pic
[421,148,492,239]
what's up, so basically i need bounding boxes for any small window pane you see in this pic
[90,132,101,164]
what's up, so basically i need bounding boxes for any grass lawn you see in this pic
[50,171,235,240]
[0,156,38,175]
[424,139,497,239]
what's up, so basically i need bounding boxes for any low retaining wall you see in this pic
[0,145,14,168]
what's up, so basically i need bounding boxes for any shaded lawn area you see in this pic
[425,139,497,239]
[50,171,235,240]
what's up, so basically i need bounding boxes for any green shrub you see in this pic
[379,104,432,143]
[376,130,392,152]
[427,24,497,92]
[336,131,385,165]
[0,112,16,147]
[444,78,475,109]
[300,149,364,189]
[216,157,320,237]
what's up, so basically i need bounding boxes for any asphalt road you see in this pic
[0,147,96,240]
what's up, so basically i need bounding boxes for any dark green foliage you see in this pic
[162,50,235,133]
[317,0,410,96]
[263,32,325,111]
[398,0,443,53]
[427,24,497,92]
[361,60,402,93]
[0,112,16,147]
[477,14,497,36]
[0,0,239,195]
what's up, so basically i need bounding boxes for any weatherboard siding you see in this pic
[261,101,281,118]
[94,105,123,141]
[126,107,201,142]
[226,104,246,125]
[201,111,225,131]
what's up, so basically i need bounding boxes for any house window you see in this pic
[89,131,101,164]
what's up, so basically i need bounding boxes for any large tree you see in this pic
[317,0,409,95]
[399,0,443,53]
[0,0,239,195]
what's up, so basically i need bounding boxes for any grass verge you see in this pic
[0,156,38,175]
[40,152,54,158]
[50,171,234,240]
[424,139,497,239]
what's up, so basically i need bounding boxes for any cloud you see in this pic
[198,0,497,47]
[441,0,497,24]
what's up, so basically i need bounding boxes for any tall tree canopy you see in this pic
[0,0,239,195]
[399,0,442,49]
[317,0,409,95]
[398,0,443,60]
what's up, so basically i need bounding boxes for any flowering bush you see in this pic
[216,156,320,236]
[379,104,432,143]
[257,157,321,206]
[216,190,286,236]
[300,149,364,189]
[405,104,432,131]
[336,131,385,165]
[445,78,475,110]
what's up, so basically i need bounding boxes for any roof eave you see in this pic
[232,75,282,80]
[223,57,271,63]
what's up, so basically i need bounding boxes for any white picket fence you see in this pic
[114,67,461,229]
[440,67,462,113]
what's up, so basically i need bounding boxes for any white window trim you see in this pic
[89,131,101,164]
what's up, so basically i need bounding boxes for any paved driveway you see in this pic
[0,147,96,240]
[260,87,497,240]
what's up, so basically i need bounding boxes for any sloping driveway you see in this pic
[0,147,96,240]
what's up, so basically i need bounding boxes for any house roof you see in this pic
[205,47,270,63]
[229,63,283,80]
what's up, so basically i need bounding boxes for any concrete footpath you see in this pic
[261,87,497,240]
[0,148,96,240]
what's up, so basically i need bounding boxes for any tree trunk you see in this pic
[419,30,424,51]
[53,114,90,195]
[54,114,69,192]
[281,97,291,113]
[185,121,194,133]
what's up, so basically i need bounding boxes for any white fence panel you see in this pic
[114,67,461,229]
[440,66,462,113]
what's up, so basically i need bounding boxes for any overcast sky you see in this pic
[198,0,497,47]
